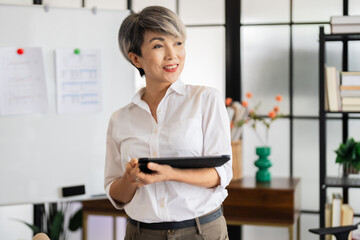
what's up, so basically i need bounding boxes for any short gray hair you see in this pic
[118,6,186,76]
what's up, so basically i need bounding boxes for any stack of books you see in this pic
[331,15,360,34]
[325,193,354,240]
[325,65,360,112]
[340,72,360,112]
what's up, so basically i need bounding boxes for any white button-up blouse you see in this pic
[104,80,232,223]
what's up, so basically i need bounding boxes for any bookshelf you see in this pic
[319,26,360,240]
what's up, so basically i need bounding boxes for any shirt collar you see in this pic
[168,79,186,96]
[132,79,186,105]
[132,87,145,105]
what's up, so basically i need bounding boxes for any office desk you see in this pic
[82,177,300,240]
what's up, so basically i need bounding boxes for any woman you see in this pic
[104,6,232,240]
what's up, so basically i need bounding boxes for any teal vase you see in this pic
[255,146,272,182]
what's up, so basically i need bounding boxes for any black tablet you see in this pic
[138,155,230,174]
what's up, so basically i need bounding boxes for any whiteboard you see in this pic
[0,4,134,205]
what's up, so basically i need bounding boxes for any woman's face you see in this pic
[131,31,186,85]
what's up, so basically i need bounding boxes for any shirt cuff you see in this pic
[105,180,125,210]
[213,166,229,193]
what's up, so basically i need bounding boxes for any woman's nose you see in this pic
[165,46,177,60]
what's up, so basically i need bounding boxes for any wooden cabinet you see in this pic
[224,177,301,225]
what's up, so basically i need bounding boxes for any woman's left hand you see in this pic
[136,163,220,188]
[136,162,174,187]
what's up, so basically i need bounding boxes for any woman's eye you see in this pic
[176,42,182,46]
[153,44,163,49]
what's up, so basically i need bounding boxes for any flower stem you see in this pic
[266,128,269,145]
[251,127,265,145]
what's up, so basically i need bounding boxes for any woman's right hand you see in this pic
[125,158,170,187]
[109,158,142,204]
[125,158,143,187]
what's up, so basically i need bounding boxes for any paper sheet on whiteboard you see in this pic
[55,48,102,114]
[0,47,48,116]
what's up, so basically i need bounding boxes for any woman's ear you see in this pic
[128,52,142,69]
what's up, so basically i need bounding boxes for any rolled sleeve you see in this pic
[105,180,125,210]
[104,113,126,209]
[202,88,233,189]
[214,163,232,192]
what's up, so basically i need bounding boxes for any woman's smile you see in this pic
[163,64,179,72]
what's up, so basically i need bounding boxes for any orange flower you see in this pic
[268,111,276,119]
[241,100,248,107]
[225,97,233,106]
[235,93,283,145]
[230,121,234,129]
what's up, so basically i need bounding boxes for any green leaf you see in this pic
[345,138,356,150]
[68,209,83,231]
[11,219,41,235]
[237,119,246,127]
[356,144,360,156]
[351,148,358,162]
[334,139,360,172]
[335,139,356,163]
[353,160,360,171]
[49,211,64,240]
[335,156,344,164]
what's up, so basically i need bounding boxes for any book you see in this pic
[325,77,329,111]
[325,66,341,111]
[342,97,360,105]
[341,204,354,240]
[325,203,332,240]
[341,85,360,90]
[331,15,360,24]
[342,104,360,112]
[340,89,360,97]
[331,193,342,240]
[341,72,360,86]
[331,16,360,33]
[331,24,360,34]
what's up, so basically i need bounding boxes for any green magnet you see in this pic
[74,48,80,54]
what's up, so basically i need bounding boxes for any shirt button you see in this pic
[153,152,158,157]
[160,203,164,208]
[154,129,158,134]
[167,230,175,235]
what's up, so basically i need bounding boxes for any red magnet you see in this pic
[17,48,24,55]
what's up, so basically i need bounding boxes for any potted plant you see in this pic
[334,138,360,174]
[14,202,82,240]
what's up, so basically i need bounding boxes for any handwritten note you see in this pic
[55,48,102,114]
[0,47,48,116]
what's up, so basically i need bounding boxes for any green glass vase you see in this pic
[255,146,272,182]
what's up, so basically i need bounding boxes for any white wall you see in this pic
[0,204,33,240]
[0,0,31,5]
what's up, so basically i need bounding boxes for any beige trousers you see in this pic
[124,215,229,240]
